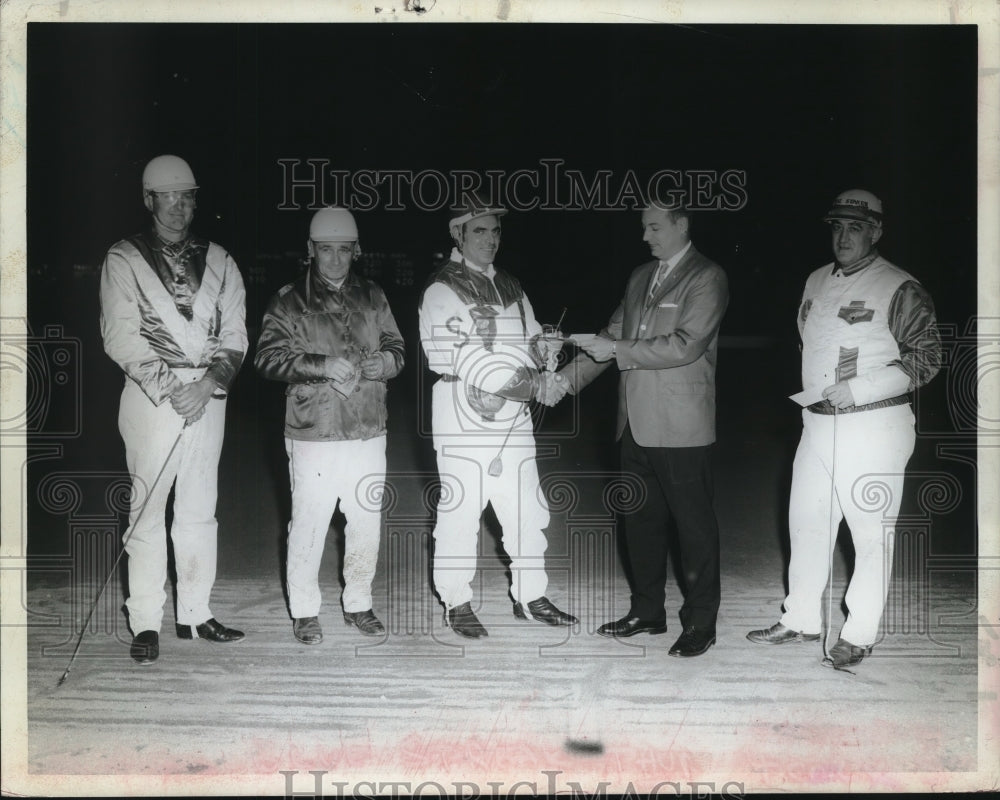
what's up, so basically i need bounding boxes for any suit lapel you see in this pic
[649,245,699,306]
[625,261,658,336]
[631,246,701,337]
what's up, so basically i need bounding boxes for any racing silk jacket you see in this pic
[799,253,941,414]
[418,250,545,438]
[99,229,247,405]
[255,267,405,442]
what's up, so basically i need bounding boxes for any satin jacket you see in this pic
[99,230,247,405]
[255,268,405,441]
[418,254,545,436]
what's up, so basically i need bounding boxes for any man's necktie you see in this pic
[649,263,667,297]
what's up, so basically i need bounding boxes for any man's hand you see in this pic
[579,336,616,363]
[360,353,388,380]
[324,356,356,383]
[822,380,856,410]
[170,379,214,422]
[536,371,568,406]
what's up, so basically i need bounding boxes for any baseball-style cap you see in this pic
[823,189,884,226]
[448,193,508,228]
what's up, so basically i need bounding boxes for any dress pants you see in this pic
[619,424,720,628]
[118,378,225,634]
[285,436,386,617]
[780,404,915,647]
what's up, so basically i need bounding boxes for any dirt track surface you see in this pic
[12,350,990,793]
[22,562,979,792]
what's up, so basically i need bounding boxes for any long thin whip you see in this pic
[57,422,187,687]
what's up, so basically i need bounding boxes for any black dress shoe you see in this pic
[344,609,386,636]
[668,626,716,657]
[596,615,668,638]
[447,602,488,639]
[130,630,159,665]
[746,621,821,645]
[513,596,578,626]
[293,616,323,645]
[821,637,872,671]
[176,617,245,643]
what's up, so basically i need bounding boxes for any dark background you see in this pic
[24,23,979,563]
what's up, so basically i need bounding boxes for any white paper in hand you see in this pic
[789,387,825,407]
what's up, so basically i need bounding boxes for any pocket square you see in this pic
[658,302,679,308]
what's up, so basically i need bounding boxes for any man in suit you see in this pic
[554,198,729,657]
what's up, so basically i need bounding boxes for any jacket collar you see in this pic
[646,243,699,304]
[307,267,362,304]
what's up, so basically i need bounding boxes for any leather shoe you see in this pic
[821,637,872,670]
[668,626,716,657]
[746,621,821,645]
[130,630,159,664]
[513,596,578,626]
[447,602,488,639]
[176,617,245,643]
[293,616,323,645]
[344,609,385,636]
[596,615,668,638]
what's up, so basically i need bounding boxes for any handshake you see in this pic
[535,370,569,407]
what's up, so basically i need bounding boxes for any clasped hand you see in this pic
[535,370,569,407]
[170,378,214,423]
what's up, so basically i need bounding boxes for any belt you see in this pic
[806,394,908,415]
[172,367,208,382]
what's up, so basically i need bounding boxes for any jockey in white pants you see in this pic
[747,189,941,670]
[418,194,577,639]
[100,154,248,665]
[255,207,405,644]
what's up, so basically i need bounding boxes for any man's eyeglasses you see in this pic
[150,190,197,205]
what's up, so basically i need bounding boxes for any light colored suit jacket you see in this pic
[566,244,728,447]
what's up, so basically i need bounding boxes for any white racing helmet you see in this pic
[309,207,358,242]
[142,155,198,194]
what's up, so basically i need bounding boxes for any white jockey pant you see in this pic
[431,439,550,609]
[284,436,386,618]
[118,378,225,634]
[780,404,916,647]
